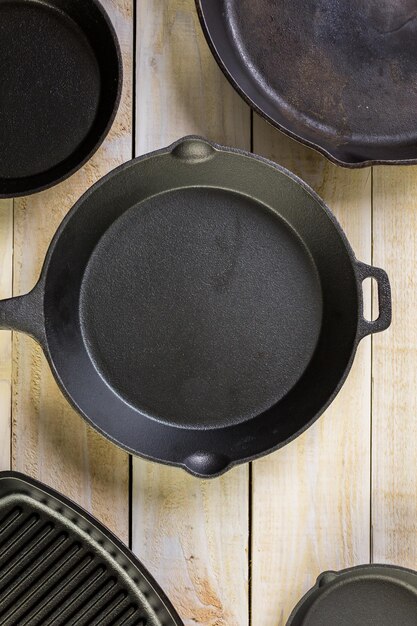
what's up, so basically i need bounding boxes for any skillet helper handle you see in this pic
[357,262,392,339]
[0,283,45,343]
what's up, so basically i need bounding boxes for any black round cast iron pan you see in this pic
[0,137,392,478]
[287,564,417,625]
[0,0,122,197]
[196,0,417,167]
[0,471,184,625]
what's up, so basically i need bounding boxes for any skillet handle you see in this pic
[0,282,45,344]
[356,262,392,339]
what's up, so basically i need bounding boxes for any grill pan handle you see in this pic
[0,281,45,344]
[356,262,392,339]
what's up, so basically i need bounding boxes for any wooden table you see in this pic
[0,2,414,624]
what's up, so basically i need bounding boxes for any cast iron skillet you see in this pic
[196,0,417,167]
[0,0,122,197]
[287,564,417,625]
[0,137,391,478]
[0,471,183,625]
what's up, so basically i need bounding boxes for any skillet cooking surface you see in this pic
[80,187,322,429]
[197,0,417,166]
[301,579,417,626]
[0,0,121,196]
[288,566,417,626]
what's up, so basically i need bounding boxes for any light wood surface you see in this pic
[133,2,250,625]
[1,2,414,625]
[372,167,417,569]
[0,200,12,471]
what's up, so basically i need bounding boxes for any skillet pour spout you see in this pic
[0,137,392,477]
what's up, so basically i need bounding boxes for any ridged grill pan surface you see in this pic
[0,472,183,626]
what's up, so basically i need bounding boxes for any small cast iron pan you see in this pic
[287,564,417,625]
[0,0,122,197]
[0,137,392,478]
[196,1,417,167]
[0,471,183,625]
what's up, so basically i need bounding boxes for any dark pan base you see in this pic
[80,187,322,429]
[288,566,417,626]
[303,579,417,626]
[0,0,121,196]
[198,0,417,165]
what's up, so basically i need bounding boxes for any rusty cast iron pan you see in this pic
[0,137,391,477]
[0,0,122,197]
[196,0,417,167]
[0,471,183,626]
[287,565,417,625]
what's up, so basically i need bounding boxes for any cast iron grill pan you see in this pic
[287,565,417,625]
[0,472,183,626]
[0,0,122,197]
[196,0,417,167]
[0,137,391,477]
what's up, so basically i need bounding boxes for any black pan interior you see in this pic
[0,0,121,197]
[288,567,417,626]
[41,140,360,475]
[80,186,322,430]
[0,472,183,626]
[197,0,417,166]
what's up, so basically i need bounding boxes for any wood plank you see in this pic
[11,0,133,540]
[372,166,417,568]
[0,199,13,471]
[251,120,372,625]
[133,2,250,624]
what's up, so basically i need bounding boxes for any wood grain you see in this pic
[372,166,417,568]
[0,200,13,471]
[251,119,373,625]
[11,0,133,540]
[3,4,409,625]
[133,2,250,624]
[135,0,249,152]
